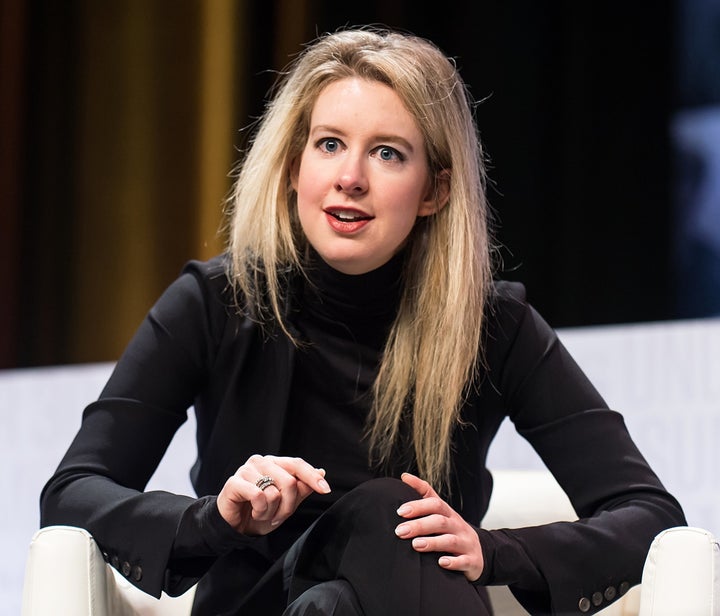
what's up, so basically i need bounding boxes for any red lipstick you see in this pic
[323,207,374,234]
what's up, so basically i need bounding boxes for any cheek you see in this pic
[294,160,324,204]
[294,171,319,230]
[385,181,428,220]
[295,180,315,219]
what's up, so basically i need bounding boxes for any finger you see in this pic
[240,455,330,497]
[221,475,262,507]
[410,533,463,555]
[217,476,266,531]
[437,554,484,582]
[238,457,293,494]
[248,477,285,522]
[248,491,276,521]
[234,461,291,522]
[396,495,449,519]
[250,459,328,524]
[262,468,300,524]
[408,527,485,582]
[408,535,483,582]
[400,472,436,499]
[249,464,303,522]
[236,455,277,490]
[274,457,332,495]
[238,462,284,492]
[395,513,450,539]
[249,462,321,524]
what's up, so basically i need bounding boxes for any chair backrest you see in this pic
[482,469,577,530]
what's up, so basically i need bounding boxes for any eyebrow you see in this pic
[310,125,416,153]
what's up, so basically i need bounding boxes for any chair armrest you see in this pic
[22,525,196,616]
[639,526,719,616]
[22,525,111,616]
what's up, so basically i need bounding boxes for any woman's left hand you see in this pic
[395,472,484,582]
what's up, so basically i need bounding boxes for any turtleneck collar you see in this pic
[295,248,406,348]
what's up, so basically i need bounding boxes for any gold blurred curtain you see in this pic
[67,0,240,363]
[1,0,317,367]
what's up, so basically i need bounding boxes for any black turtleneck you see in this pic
[281,249,405,525]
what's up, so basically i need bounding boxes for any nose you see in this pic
[334,154,368,194]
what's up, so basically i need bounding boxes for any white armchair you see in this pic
[21,470,719,616]
[481,470,719,616]
[21,525,196,616]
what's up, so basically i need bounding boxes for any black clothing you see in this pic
[40,254,686,615]
[284,478,492,616]
[282,249,404,514]
[201,478,493,616]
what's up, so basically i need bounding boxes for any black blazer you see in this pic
[40,256,685,615]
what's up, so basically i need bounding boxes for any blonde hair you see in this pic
[227,27,493,492]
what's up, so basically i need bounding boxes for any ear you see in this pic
[289,157,300,191]
[418,169,451,217]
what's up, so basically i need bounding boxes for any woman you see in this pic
[41,27,685,615]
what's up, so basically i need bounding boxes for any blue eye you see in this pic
[377,146,402,161]
[320,138,339,153]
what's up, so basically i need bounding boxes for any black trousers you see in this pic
[235,477,492,616]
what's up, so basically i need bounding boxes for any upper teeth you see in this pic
[334,211,362,221]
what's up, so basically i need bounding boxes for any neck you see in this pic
[296,248,406,347]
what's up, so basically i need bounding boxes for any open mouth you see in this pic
[325,208,374,223]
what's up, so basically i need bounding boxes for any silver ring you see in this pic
[255,475,276,491]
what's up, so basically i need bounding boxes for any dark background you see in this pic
[2,0,718,369]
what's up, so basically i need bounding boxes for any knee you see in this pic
[333,477,419,530]
[302,478,421,545]
[349,477,418,506]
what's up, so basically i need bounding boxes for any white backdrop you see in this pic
[2,317,719,615]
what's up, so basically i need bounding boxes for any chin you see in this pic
[318,251,378,275]
[327,259,373,275]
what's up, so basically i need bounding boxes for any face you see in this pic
[291,77,447,275]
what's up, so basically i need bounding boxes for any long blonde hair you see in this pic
[227,27,493,492]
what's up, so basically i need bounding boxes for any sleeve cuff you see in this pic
[473,528,547,593]
[173,495,256,558]
[473,528,498,586]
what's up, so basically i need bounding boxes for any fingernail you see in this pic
[412,538,427,549]
[270,520,281,527]
[318,478,331,493]
[396,505,411,516]
[439,557,450,567]
[395,524,409,537]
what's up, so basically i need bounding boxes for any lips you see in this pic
[324,207,374,234]
[324,207,373,222]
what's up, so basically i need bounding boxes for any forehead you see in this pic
[310,77,421,136]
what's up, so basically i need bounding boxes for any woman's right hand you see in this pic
[216,454,331,535]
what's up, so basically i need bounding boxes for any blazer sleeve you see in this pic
[39,256,250,598]
[476,281,686,615]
